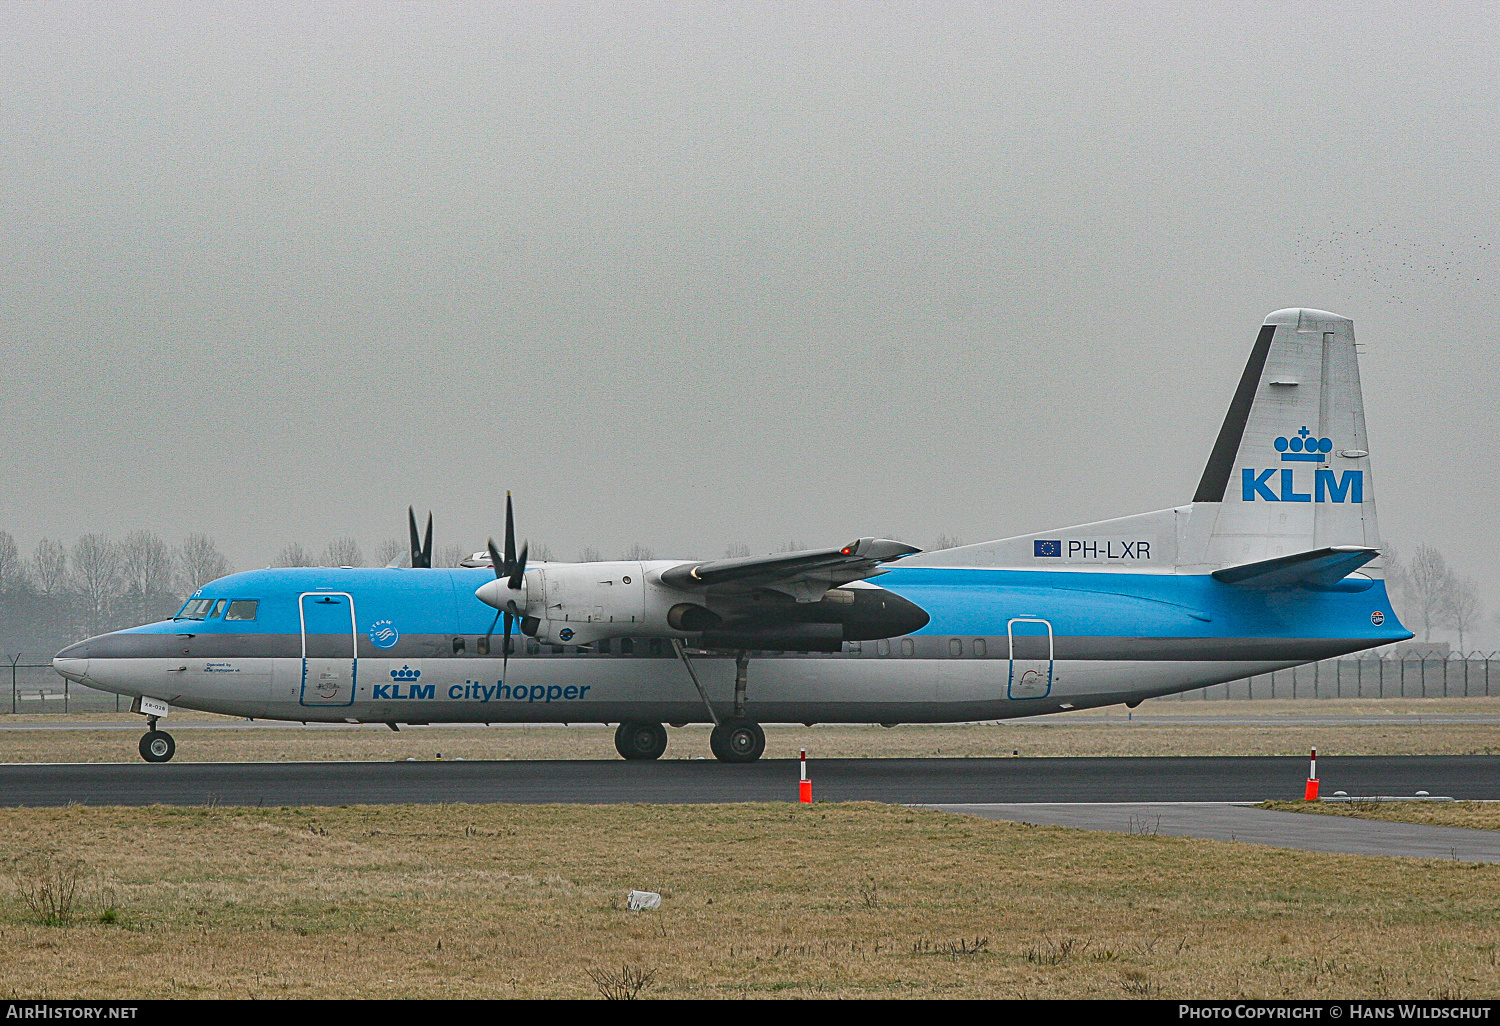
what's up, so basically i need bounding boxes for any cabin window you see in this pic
[477,636,490,655]
[224,600,258,621]
[452,636,466,654]
[620,638,635,655]
[973,638,986,657]
[551,644,564,655]
[526,638,540,655]
[598,639,612,655]
[901,638,914,657]
[876,639,890,657]
[649,638,664,657]
[949,638,963,657]
[175,598,214,620]
[847,641,862,655]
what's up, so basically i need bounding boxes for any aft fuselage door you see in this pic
[1007,617,1054,700]
[300,592,358,707]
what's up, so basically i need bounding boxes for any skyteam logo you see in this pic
[368,620,400,649]
[1243,429,1363,503]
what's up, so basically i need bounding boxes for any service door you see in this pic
[300,592,357,707]
[1007,617,1053,700]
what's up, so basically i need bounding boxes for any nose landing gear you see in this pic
[138,716,176,763]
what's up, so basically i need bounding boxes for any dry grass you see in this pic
[3,698,1500,763]
[1,802,1498,999]
[1261,801,1500,832]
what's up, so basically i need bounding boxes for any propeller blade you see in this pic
[421,512,433,568]
[486,538,505,580]
[504,491,518,576]
[502,610,514,676]
[509,541,528,591]
[408,507,423,568]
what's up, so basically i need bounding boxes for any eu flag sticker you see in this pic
[1034,540,1062,557]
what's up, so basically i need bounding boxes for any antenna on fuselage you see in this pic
[408,506,434,568]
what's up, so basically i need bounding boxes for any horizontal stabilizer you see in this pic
[1212,546,1380,588]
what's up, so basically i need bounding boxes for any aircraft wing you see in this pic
[657,538,920,603]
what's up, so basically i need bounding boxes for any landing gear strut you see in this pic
[615,721,668,761]
[139,716,175,763]
[671,641,766,763]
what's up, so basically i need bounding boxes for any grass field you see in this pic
[3,802,1497,1000]
[3,698,1500,763]
[1263,801,1500,832]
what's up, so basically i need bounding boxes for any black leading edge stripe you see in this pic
[1192,323,1277,503]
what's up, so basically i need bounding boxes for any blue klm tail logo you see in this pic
[1243,430,1362,503]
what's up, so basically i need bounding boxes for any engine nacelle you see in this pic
[476,560,929,651]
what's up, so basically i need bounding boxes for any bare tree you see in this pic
[723,542,750,559]
[437,543,469,568]
[619,543,654,560]
[119,530,174,621]
[274,542,314,568]
[530,543,554,562]
[933,534,964,550]
[775,540,804,553]
[72,534,121,636]
[0,531,20,593]
[320,538,364,567]
[177,534,231,593]
[1380,544,1410,620]
[374,538,408,568]
[1448,576,1484,653]
[578,546,602,563]
[1404,545,1456,643]
[30,539,68,596]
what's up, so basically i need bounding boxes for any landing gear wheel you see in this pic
[139,730,175,763]
[709,718,764,764]
[614,721,668,761]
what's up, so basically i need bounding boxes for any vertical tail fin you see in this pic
[1192,308,1379,567]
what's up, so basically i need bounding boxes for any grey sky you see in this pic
[2,3,1497,637]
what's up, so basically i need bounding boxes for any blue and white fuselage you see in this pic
[55,560,1406,724]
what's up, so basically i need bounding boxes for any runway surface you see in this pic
[3,755,1496,807]
[931,803,1500,862]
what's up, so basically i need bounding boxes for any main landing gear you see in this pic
[663,641,767,763]
[615,721,669,761]
[138,716,176,763]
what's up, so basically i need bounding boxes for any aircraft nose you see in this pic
[53,640,91,684]
[53,657,89,684]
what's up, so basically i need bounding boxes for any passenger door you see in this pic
[300,592,357,707]
[1007,617,1053,700]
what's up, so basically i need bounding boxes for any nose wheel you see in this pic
[139,729,176,763]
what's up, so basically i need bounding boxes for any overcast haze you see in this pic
[2,3,1498,641]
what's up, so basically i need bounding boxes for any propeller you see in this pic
[482,492,529,674]
[408,507,433,569]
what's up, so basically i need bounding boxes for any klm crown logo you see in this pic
[390,665,421,681]
[1276,426,1332,462]
[1242,427,1363,504]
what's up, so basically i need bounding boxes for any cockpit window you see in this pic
[208,599,227,618]
[224,600,259,621]
[175,598,214,620]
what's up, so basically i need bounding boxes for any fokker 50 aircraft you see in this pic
[56,308,1411,763]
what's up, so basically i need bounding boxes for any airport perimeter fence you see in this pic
[5,652,1500,714]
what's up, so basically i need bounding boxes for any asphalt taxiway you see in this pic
[3,755,1496,808]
